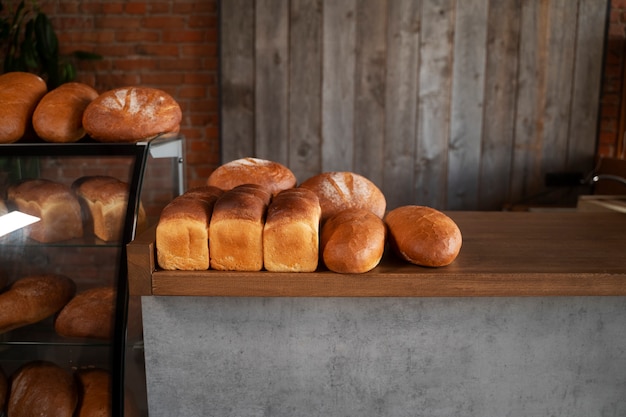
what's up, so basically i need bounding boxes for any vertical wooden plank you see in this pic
[321,0,357,172]
[383,0,421,209]
[289,0,323,184]
[510,0,550,203]
[415,0,455,209]
[219,0,256,162]
[255,0,289,164]
[567,0,608,172]
[353,0,387,188]
[479,0,521,210]
[447,0,489,210]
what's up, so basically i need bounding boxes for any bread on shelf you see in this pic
[156,186,224,271]
[32,82,99,143]
[0,274,76,335]
[72,175,146,242]
[0,72,48,144]
[82,86,182,143]
[206,157,297,196]
[7,179,83,243]
[54,286,116,340]
[263,187,321,272]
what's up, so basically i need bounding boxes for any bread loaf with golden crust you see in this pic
[72,176,146,242]
[8,179,83,243]
[209,184,271,271]
[8,361,77,417]
[320,208,386,273]
[207,157,297,196]
[156,186,224,270]
[82,86,182,142]
[0,72,47,143]
[385,205,462,267]
[32,82,99,143]
[0,274,76,334]
[263,187,321,272]
[300,172,386,223]
[54,286,115,340]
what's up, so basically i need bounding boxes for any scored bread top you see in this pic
[207,157,296,196]
[9,179,77,206]
[72,176,129,205]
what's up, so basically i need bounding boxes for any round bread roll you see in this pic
[300,171,386,223]
[8,361,77,417]
[82,86,182,142]
[55,286,115,340]
[320,208,386,274]
[0,72,48,143]
[206,157,296,196]
[0,274,76,335]
[33,82,99,143]
[385,205,462,267]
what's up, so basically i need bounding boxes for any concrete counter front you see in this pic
[128,212,626,417]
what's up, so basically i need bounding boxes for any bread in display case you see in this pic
[0,134,183,416]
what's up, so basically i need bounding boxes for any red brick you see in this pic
[158,58,204,71]
[183,73,216,84]
[125,3,148,14]
[95,16,140,29]
[137,44,180,57]
[140,72,186,85]
[173,2,216,14]
[181,44,218,57]
[162,30,206,43]
[112,58,158,71]
[179,86,208,98]
[142,16,187,29]
[102,3,125,14]
[189,15,218,28]
[116,30,160,43]
[148,3,171,14]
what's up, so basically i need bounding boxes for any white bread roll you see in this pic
[385,205,462,267]
[7,179,83,243]
[156,186,224,270]
[33,82,99,143]
[54,286,115,340]
[0,72,47,143]
[206,157,297,196]
[320,208,386,274]
[72,176,146,242]
[8,361,77,417]
[82,86,182,143]
[263,187,321,272]
[209,184,271,271]
[300,171,386,223]
[0,274,76,335]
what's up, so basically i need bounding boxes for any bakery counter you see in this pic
[127,211,626,297]
[130,211,626,417]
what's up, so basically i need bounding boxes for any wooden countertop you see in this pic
[127,211,626,297]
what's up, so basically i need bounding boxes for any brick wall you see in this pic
[41,0,220,193]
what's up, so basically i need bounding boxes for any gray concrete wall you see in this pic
[141,297,626,417]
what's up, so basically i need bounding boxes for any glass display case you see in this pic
[0,134,183,416]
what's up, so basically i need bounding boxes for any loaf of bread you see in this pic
[32,82,99,143]
[0,72,48,143]
[300,171,386,223]
[0,274,76,334]
[74,368,140,417]
[7,179,83,243]
[207,157,297,196]
[82,86,182,142]
[156,185,224,270]
[8,361,77,417]
[54,286,115,340]
[263,187,321,272]
[320,208,386,273]
[385,205,462,267]
[72,176,146,242]
[209,184,271,271]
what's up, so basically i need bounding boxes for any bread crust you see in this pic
[300,171,386,223]
[54,286,115,340]
[209,184,270,271]
[385,205,462,267]
[0,72,48,143]
[0,274,76,334]
[263,187,321,272]
[82,86,181,142]
[8,361,77,417]
[8,179,83,243]
[33,82,99,143]
[320,208,386,273]
[207,157,296,196]
[156,186,224,270]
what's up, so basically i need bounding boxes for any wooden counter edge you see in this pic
[127,224,156,295]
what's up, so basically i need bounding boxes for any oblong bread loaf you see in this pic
[0,72,47,143]
[54,286,115,340]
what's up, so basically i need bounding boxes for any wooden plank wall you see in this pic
[219,0,608,210]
